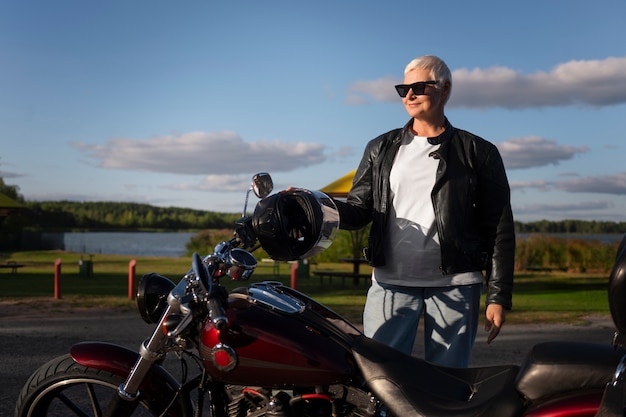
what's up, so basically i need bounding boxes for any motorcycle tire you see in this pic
[14,354,176,417]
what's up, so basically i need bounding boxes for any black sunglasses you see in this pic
[394,80,438,97]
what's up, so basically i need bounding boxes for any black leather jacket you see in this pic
[334,119,515,309]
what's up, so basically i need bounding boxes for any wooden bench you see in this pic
[0,261,25,274]
[312,270,370,286]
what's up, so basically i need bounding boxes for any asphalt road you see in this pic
[0,306,618,417]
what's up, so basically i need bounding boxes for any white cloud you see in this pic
[346,76,398,104]
[0,160,25,179]
[555,172,626,195]
[514,200,614,214]
[497,136,589,169]
[347,56,626,109]
[71,131,326,176]
[0,170,24,179]
[512,172,626,195]
[509,180,550,192]
[163,174,254,193]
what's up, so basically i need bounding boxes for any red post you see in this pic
[128,259,137,300]
[290,262,298,289]
[54,258,62,299]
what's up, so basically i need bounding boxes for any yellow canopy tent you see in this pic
[318,169,369,276]
[318,169,356,198]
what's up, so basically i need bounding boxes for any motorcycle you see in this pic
[14,173,626,417]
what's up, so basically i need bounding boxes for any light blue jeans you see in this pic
[363,280,482,367]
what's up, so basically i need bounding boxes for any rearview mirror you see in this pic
[242,173,274,217]
[252,173,273,198]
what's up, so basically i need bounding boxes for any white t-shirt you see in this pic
[372,133,483,287]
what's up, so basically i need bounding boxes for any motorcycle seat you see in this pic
[352,335,525,417]
[515,341,626,401]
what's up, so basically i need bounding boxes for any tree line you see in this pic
[5,199,626,234]
[1,176,625,233]
[515,219,626,234]
[19,201,242,231]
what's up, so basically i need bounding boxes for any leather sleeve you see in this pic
[487,202,515,309]
[480,146,515,310]
[334,136,381,230]
[334,198,371,231]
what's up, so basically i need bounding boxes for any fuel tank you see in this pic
[200,281,360,386]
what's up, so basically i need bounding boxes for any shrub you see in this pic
[185,229,270,260]
[515,235,619,273]
[185,229,233,256]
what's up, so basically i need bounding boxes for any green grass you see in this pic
[0,251,613,325]
[503,272,610,324]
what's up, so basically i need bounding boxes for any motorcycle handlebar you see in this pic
[207,297,228,331]
[234,216,257,248]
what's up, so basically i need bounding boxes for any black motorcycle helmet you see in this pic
[251,188,340,261]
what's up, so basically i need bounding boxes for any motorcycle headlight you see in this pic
[136,273,176,324]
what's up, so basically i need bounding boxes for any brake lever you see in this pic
[234,216,257,248]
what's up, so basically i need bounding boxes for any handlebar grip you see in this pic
[234,216,257,247]
[207,298,228,331]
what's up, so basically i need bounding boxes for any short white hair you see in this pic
[404,55,452,104]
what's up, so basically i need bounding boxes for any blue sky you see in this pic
[2,0,626,222]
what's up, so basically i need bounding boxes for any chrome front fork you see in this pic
[103,305,173,417]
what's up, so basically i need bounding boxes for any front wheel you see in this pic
[15,354,177,417]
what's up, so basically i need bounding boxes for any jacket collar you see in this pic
[401,117,455,145]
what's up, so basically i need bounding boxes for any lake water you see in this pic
[61,231,625,258]
[64,232,197,257]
